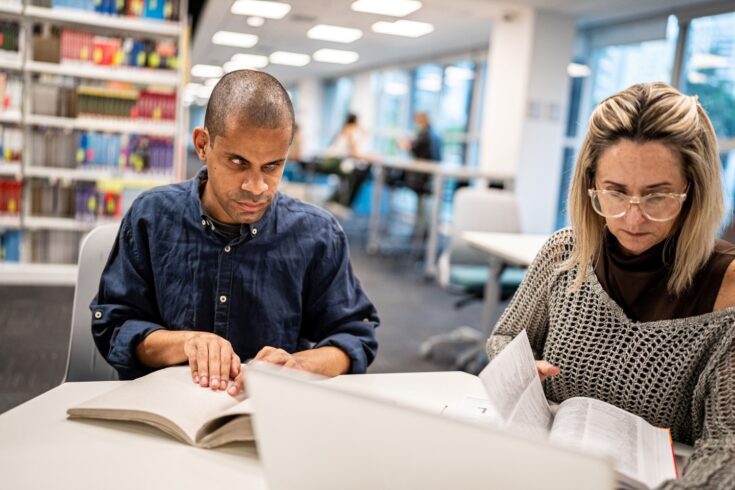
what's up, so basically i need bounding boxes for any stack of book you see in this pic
[0,126,23,161]
[58,29,179,70]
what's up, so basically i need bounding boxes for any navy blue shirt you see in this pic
[91,168,379,379]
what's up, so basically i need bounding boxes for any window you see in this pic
[321,77,353,149]
[373,70,411,156]
[680,11,735,138]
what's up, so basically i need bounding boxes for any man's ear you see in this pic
[192,128,210,161]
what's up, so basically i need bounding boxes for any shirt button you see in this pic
[224,245,231,253]
[201,219,207,226]
[94,311,102,319]
[251,228,258,236]
[219,295,227,304]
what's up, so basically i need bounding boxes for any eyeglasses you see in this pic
[587,188,688,222]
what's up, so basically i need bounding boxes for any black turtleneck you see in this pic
[593,228,735,321]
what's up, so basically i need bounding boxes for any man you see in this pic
[91,70,379,396]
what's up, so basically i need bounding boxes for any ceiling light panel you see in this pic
[372,20,433,38]
[307,24,363,44]
[191,64,224,78]
[351,0,421,17]
[313,49,359,64]
[270,51,310,66]
[211,31,258,48]
[224,53,269,72]
[231,0,291,19]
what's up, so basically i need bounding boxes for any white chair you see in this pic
[63,223,120,382]
[422,187,522,372]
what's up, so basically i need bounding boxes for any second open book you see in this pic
[446,330,677,490]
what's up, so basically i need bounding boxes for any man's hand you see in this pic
[227,346,351,397]
[535,360,560,382]
[183,332,241,391]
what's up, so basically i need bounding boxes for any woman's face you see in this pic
[594,139,688,255]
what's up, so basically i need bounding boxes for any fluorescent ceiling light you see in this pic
[307,24,363,44]
[224,54,269,72]
[313,49,359,65]
[372,20,433,38]
[191,64,224,78]
[231,0,291,19]
[567,62,591,78]
[212,31,258,48]
[351,0,421,17]
[185,83,204,93]
[247,16,265,27]
[269,51,310,67]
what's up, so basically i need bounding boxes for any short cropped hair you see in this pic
[564,82,723,296]
[204,69,295,145]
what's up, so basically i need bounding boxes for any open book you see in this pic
[67,366,253,448]
[445,331,677,490]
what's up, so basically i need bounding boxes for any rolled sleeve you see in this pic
[91,213,164,379]
[314,319,379,374]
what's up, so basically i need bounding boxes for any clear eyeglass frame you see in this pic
[587,188,688,222]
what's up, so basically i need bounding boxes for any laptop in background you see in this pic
[246,363,614,490]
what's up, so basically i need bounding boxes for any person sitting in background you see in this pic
[486,82,735,487]
[323,113,371,207]
[91,70,379,396]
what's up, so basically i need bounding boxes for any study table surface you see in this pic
[0,371,486,490]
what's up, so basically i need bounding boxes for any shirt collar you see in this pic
[191,166,279,238]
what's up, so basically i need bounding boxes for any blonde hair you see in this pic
[564,82,723,296]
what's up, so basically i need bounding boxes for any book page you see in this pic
[67,366,247,445]
[478,330,553,439]
[550,397,675,489]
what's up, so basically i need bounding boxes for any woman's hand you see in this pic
[535,360,560,381]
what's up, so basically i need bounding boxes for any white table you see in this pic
[367,157,515,278]
[461,231,549,331]
[0,372,485,490]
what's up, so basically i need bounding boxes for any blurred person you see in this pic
[324,113,371,207]
[487,82,735,487]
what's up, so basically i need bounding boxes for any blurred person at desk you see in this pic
[323,113,371,207]
[487,82,735,488]
[91,70,379,396]
[397,111,443,243]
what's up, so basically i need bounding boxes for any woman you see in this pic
[487,82,735,488]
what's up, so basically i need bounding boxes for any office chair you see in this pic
[63,223,120,382]
[422,187,524,373]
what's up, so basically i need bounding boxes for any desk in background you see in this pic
[367,157,514,278]
[461,231,548,332]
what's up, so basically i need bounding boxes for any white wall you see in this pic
[295,79,323,159]
[479,8,575,234]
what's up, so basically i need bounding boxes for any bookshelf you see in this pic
[0,0,189,284]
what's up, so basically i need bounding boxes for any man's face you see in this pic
[194,118,292,224]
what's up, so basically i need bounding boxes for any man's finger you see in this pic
[196,341,209,387]
[230,353,241,379]
[209,340,221,390]
[219,344,232,391]
[185,344,199,383]
[228,371,245,396]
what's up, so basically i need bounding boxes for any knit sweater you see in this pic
[486,228,735,489]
